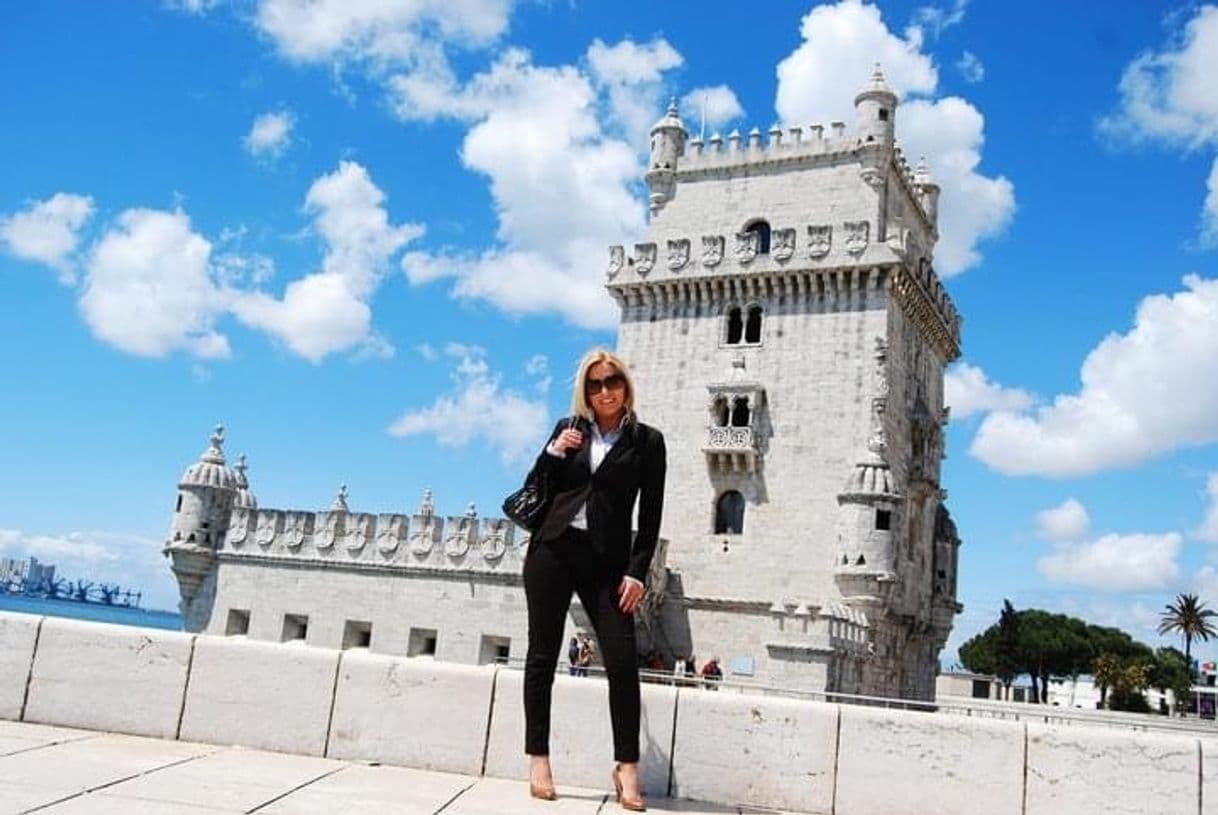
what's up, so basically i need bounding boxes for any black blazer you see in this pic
[529,415,666,584]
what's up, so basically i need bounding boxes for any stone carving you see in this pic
[607,245,624,279]
[480,518,510,562]
[255,511,279,549]
[417,488,435,517]
[772,228,796,261]
[633,243,656,276]
[667,238,690,270]
[807,225,832,258]
[228,509,252,547]
[377,514,406,555]
[316,511,341,551]
[873,337,889,401]
[701,235,724,267]
[283,512,310,551]
[444,503,478,558]
[409,514,440,556]
[345,513,372,553]
[707,426,755,450]
[331,484,349,512]
[859,167,884,188]
[734,231,759,263]
[844,221,870,255]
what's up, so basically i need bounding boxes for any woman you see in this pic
[522,348,666,811]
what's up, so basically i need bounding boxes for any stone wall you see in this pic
[3,611,1210,815]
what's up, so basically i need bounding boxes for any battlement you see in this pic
[222,504,524,577]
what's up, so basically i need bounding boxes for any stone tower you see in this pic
[607,68,963,699]
[164,426,251,631]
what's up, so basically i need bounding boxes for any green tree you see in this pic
[1149,646,1191,715]
[1157,593,1218,677]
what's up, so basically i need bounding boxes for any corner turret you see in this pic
[914,157,941,230]
[854,64,897,147]
[164,425,238,628]
[646,98,687,215]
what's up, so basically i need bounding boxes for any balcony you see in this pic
[703,425,758,473]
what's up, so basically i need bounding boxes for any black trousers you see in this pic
[523,527,641,762]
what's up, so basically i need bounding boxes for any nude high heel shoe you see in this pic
[612,764,647,812]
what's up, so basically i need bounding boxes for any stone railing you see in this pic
[703,425,758,473]
[222,507,524,574]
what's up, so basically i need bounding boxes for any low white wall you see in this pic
[0,612,39,720]
[669,688,837,812]
[1026,722,1199,815]
[327,650,494,775]
[483,670,677,796]
[23,616,193,740]
[836,705,1025,815]
[3,610,1217,815]
[179,635,338,756]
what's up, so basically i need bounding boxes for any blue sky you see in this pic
[4,0,1218,668]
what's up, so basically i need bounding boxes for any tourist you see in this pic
[567,636,580,676]
[700,656,723,689]
[575,634,593,677]
[519,347,667,810]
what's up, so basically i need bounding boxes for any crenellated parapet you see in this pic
[222,501,525,579]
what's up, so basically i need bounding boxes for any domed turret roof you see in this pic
[179,425,237,491]
[914,156,939,188]
[840,432,900,500]
[232,454,257,510]
[650,98,686,135]
[854,64,897,106]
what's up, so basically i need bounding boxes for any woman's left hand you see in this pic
[617,578,645,615]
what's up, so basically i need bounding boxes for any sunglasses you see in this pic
[585,373,626,395]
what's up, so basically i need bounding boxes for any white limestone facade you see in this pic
[609,67,962,698]
[162,68,962,700]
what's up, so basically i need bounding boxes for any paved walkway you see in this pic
[0,721,803,815]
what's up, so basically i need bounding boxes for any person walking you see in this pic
[519,348,666,811]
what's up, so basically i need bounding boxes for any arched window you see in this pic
[725,307,743,344]
[714,491,745,534]
[731,397,750,427]
[745,220,771,254]
[745,305,763,343]
[713,397,729,427]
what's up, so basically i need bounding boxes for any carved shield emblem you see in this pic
[772,228,796,261]
[734,231,758,263]
[807,225,832,258]
[316,512,340,551]
[633,243,656,275]
[607,245,624,279]
[228,509,251,547]
[480,519,509,562]
[444,516,474,558]
[345,514,372,553]
[377,514,406,555]
[255,512,279,548]
[701,235,724,267]
[283,513,309,550]
[844,221,869,255]
[666,239,690,271]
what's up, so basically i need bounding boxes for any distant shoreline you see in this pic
[0,594,182,631]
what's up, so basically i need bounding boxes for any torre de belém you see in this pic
[164,67,963,701]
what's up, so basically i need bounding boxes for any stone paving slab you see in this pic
[0,721,94,757]
[0,721,816,815]
[99,745,343,812]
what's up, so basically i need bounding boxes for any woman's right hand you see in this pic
[549,428,583,455]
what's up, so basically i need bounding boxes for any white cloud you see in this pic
[0,528,179,611]
[1034,498,1091,543]
[773,0,1013,277]
[231,160,422,361]
[244,110,296,159]
[254,0,511,64]
[397,47,660,328]
[1204,157,1218,247]
[586,38,683,142]
[1038,532,1181,592]
[681,85,745,133]
[1199,472,1218,543]
[1100,5,1218,150]
[971,275,1218,476]
[0,193,95,282]
[79,208,231,359]
[956,51,984,83]
[1100,6,1218,246]
[387,345,549,465]
[944,361,1034,419]
[164,0,218,14]
[910,0,969,39]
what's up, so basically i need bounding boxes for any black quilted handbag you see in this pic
[502,466,550,532]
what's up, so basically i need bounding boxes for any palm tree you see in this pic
[1158,593,1218,677]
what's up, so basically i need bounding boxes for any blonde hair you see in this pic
[570,348,636,421]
